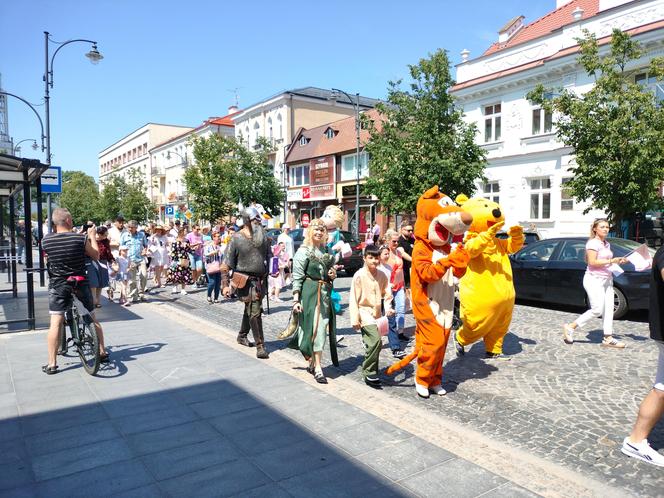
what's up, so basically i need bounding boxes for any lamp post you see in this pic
[43,30,103,234]
[0,92,46,154]
[12,139,39,156]
[330,88,361,239]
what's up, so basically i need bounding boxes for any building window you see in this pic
[561,177,574,211]
[299,136,308,146]
[341,152,369,181]
[529,177,551,219]
[268,117,273,140]
[635,72,664,102]
[290,164,310,186]
[484,103,501,142]
[480,181,500,203]
[277,114,283,139]
[532,107,553,135]
[325,128,335,139]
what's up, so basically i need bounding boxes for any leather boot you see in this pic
[250,311,269,359]
[237,312,254,347]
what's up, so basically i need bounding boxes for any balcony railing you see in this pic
[151,166,165,176]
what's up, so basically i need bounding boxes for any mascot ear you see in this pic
[455,194,469,206]
[422,185,440,199]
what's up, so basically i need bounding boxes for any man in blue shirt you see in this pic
[120,220,148,303]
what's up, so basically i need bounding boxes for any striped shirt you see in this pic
[41,232,87,283]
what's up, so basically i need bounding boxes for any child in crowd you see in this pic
[350,244,395,388]
[378,246,407,359]
[268,242,289,302]
[113,246,130,306]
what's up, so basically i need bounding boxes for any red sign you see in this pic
[301,213,310,228]
[302,186,311,199]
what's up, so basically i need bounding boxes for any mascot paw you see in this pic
[487,220,505,237]
[508,225,524,237]
[446,246,470,269]
[415,383,430,398]
[429,384,446,396]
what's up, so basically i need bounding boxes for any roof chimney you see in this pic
[498,15,525,43]
[572,6,584,20]
[460,49,470,62]
[228,105,239,115]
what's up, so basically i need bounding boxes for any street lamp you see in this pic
[13,139,39,156]
[44,31,103,233]
[0,92,46,153]
[330,88,361,240]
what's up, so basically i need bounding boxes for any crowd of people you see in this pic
[36,201,663,468]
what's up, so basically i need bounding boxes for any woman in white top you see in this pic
[563,218,628,348]
[149,225,170,288]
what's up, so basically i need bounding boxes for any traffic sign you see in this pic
[41,166,62,194]
[184,210,193,220]
[165,205,175,217]
[301,213,310,227]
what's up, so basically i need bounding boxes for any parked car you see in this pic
[288,228,363,275]
[265,228,282,243]
[510,237,654,319]
[496,230,541,246]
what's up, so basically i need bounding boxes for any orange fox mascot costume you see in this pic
[386,186,472,398]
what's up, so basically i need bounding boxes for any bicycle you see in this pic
[57,276,101,375]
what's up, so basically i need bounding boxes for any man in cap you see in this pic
[222,207,271,359]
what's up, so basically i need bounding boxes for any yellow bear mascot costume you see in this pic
[454,195,524,359]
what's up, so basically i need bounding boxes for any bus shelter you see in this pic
[0,153,48,330]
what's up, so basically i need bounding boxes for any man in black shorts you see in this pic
[41,208,108,374]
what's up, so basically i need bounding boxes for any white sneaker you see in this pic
[429,384,446,396]
[415,383,430,398]
[621,438,664,467]
[563,324,574,344]
[180,290,188,295]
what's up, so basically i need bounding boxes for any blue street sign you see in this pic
[165,205,175,216]
[41,166,62,194]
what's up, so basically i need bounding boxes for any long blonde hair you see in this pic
[589,218,609,240]
[303,219,327,248]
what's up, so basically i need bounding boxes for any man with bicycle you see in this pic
[41,208,108,374]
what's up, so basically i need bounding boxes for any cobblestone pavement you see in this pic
[147,277,664,497]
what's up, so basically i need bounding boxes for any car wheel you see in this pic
[613,287,628,319]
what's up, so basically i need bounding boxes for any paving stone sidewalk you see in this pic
[149,277,664,497]
[0,303,537,497]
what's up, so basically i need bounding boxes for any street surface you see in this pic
[0,273,661,496]
[148,275,663,497]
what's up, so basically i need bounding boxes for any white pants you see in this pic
[576,273,613,337]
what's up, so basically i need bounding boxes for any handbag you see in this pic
[230,271,249,289]
[277,309,299,339]
[206,260,221,274]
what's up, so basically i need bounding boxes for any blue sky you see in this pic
[0,0,554,180]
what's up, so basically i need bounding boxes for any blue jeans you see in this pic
[387,288,406,351]
[207,272,221,299]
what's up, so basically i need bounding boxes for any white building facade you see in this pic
[452,0,664,238]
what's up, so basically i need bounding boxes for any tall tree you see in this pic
[529,29,664,225]
[365,48,487,213]
[184,135,283,222]
[59,171,99,225]
[184,135,236,223]
[97,169,153,222]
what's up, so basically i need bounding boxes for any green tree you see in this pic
[364,48,487,214]
[528,29,664,225]
[97,169,153,222]
[59,171,99,225]
[185,135,283,222]
[232,137,283,216]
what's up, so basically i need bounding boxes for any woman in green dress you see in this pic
[289,219,339,384]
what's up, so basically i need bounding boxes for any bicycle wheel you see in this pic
[73,310,100,375]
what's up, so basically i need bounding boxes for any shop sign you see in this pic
[341,184,368,197]
[287,188,302,202]
[301,213,310,227]
[308,155,336,200]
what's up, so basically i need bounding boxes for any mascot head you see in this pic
[455,195,504,233]
[321,205,344,232]
[414,186,473,247]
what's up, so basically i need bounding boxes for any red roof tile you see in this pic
[483,0,600,56]
[284,109,383,164]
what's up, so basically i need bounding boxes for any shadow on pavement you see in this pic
[0,378,406,497]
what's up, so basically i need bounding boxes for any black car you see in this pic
[510,237,653,319]
[289,228,363,275]
[496,230,541,246]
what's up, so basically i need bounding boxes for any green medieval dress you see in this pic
[288,245,339,366]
